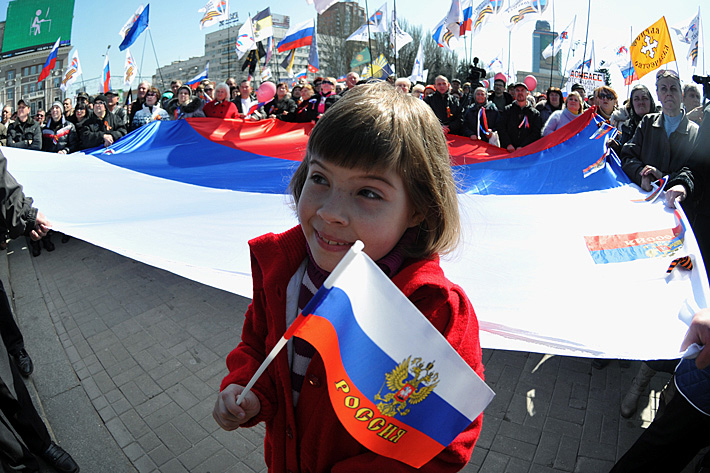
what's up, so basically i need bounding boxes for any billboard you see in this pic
[1,0,74,57]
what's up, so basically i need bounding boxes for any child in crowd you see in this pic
[213,82,484,472]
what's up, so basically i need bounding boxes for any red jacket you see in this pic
[203,100,239,119]
[221,226,484,473]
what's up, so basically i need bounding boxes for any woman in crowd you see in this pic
[542,91,584,136]
[132,87,169,129]
[423,85,436,98]
[282,84,315,123]
[411,84,425,99]
[72,103,89,138]
[462,86,499,142]
[305,76,340,121]
[172,85,205,119]
[263,83,297,119]
[536,87,564,125]
[203,83,239,119]
[611,84,657,147]
[593,85,619,124]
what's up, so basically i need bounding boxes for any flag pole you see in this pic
[147,29,165,90]
[548,0,555,89]
[139,33,147,82]
[236,241,365,407]
[580,0,590,77]
[507,31,511,79]
[392,0,397,77]
[365,0,374,77]
[627,26,632,99]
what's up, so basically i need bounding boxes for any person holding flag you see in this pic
[214,82,486,472]
[462,86,499,143]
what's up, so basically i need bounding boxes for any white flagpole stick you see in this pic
[236,240,365,406]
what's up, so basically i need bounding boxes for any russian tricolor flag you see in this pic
[276,18,315,52]
[253,243,493,468]
[186,62,209,87]
[37,37,61,83]
[102,55,110,93]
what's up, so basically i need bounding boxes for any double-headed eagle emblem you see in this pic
[374,356,439,417]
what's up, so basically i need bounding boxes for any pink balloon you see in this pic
[524,75,537,92]
[256,82,276,103]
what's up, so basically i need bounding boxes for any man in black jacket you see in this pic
[423,75,462,135]
[6,100,41,150]
[497,82,542,151]
[78,95,127,150]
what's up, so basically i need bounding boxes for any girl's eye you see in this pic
[359,188,382,200]
[309,173,327,185]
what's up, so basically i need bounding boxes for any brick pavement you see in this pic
[5,237,703,472]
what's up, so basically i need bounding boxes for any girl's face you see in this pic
[566,95,580,112]
[297,158,421,272]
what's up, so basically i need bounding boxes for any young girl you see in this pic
[213,82,484,472]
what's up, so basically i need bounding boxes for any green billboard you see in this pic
[1,0,74,56]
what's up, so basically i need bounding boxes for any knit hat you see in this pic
[51,101,63,111]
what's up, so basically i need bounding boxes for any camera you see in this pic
[466,57,487,88]
[692,74,710,103]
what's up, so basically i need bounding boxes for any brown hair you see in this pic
[289,82,460,258]
[565,91,582,107]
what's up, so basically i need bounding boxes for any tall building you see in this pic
[532,20,562,73]
[0,0,75,114]
[317,1,365,37]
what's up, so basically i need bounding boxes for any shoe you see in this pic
[40,442,79,473]
[42,234,55,252]
[12,348,33,377]
[61,234,70,243]
[620,363,656,418]
[30,240,41,257]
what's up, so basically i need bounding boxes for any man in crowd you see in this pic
[451,78,462,98]
[63,98,73,120]
[68,92,91,124]
[489,73,513,112]
[34,110,45,127]
[1,105,13,128]
[423,75,462,135]
[7,100,41,150]
[79,94,127,150]
[106,90,127,128]
[128,81,150,128]
[232,79,263,118]
[340,71,360,96]
[497,82,542,152]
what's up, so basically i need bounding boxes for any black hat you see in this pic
[513,82,528,90]
[16,99,28,107]
[77,91,89,101]
[93,94,108,104]
[105,90,118,97]
[571,83,585,92]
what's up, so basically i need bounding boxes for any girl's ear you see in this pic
[407,208,425,228]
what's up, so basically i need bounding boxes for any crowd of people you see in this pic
[0,66,708,472]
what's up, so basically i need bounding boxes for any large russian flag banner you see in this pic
[251,242,494,468]
[2,108,707,360]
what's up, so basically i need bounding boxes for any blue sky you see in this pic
[0,0,705,94]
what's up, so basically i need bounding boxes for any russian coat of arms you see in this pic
[374,356,439,417]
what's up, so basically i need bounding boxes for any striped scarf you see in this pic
[290,228,417,405]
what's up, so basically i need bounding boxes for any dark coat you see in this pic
[6,118,41,150]
[462,102,499,141]
[496,102,542,149]
[79,111,127,150]
[424,91,462,135]
[264,96,297,117]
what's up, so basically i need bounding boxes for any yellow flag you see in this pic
[630,17,676,79]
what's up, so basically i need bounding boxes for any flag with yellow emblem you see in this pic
[630,17,676,79]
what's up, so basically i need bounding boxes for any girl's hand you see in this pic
[213,384,261,431]
[639,165,662,192]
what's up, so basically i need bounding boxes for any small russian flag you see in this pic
[38,37,61,83]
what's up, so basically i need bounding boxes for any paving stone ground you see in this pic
[4,236,705,473]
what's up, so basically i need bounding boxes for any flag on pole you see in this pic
[444,0,464,39]
[350,47,371,68]
[390,13,413,55]
[630,17,676,79]
[277,18,315,52]
[186,62,209,86]
[308,32,320,72]
[236,16,257,59]
[305,0,340,14]
[102,55,110,94]
[294,69,307,83]
[460,0,473,36]
[60,49,81,92]
[37,37,61,83]
[252,8,274,42]
[542,16,575,60]
[281,49,295,76]
[346,3,387,41]
[119,6,144,39]
[124,49,137,89]
[620,61,639,85]
[471,0,499,37]
[119,4,150,51]
[409,41,425,83]
[361,53,394,79]
[198,0,228,30]
[263,37,273,68]
[267,243,493,468]
[433,17,458,51]
[502,0,544,31]
[671,10,701,67]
